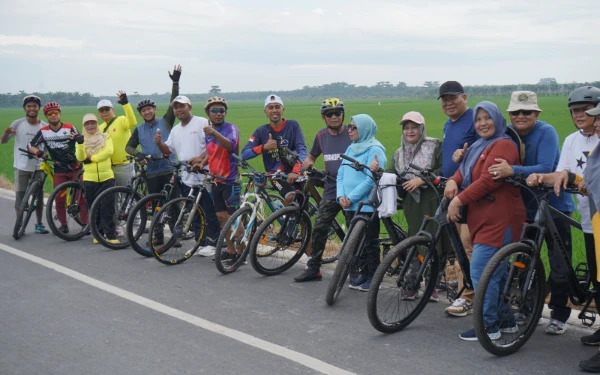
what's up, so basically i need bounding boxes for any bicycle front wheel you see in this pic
[127,193,165,257]
[473,243,545,356]
[46,181,88,241]
[13,179,41,240]
[367,236,439,333]
[215,206,254,274]
[248,206,311,276]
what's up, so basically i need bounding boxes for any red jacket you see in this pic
[450,139,526,247]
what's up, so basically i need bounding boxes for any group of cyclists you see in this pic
[4,65,600,372]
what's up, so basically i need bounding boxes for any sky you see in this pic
[1,0,599,96]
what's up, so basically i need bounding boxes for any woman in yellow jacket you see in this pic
[76,113,119,244]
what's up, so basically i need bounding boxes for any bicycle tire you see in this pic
[248,206,312,276]
[473,243,545,356]
[89,186,142,250]
[46,181,88,241]
[367,236,439,333]
[215,206,254,274]
[150,197,205,265]
[13,179,41,240]
[127,193,165,257]
[325,220,367,306]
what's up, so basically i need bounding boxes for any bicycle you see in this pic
[88,155,158,249]
[13,148,55,240]
[214,155,287,274]
[126,161,185,257]
[45,168,89,241]
[473,175,586,356]
[149,167,225,265]
[325,154,408,306]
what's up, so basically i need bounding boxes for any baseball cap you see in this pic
[82,113,98,125]
[586,103,600,116]
[506,91,542,113]
[264,94,284,109]
[399,111,425,126]
[97,99,113,110]
[171,95,191,106]
[438,81,465,99]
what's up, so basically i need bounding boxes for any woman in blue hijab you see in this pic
[443,101,525,341]
[337,114,387,291]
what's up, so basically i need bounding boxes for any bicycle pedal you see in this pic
[579,310,596,327]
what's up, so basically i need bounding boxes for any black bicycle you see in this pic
[45,168,88,241]
[473,175,586,356]
[325,154,407,306]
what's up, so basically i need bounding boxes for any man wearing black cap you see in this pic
[438,81,478,317]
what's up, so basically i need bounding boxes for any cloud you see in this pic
[312,8,324,15]
[0,35,84,48]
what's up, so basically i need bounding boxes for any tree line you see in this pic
[1,78,599,108]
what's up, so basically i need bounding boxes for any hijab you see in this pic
[348,114,385,156]
[81,116,107,158]
[396,119,438,179]
[459,101,509,188]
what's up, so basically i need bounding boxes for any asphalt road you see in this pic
[0,193,597,375]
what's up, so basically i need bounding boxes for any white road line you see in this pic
[0,242,355,375]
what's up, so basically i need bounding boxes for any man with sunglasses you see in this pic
[1,95,49,233]
[241,94,307,206]
[294,98,351,282]
[486,90,575,335]
[96,90,137,187]
[27,102,87,234]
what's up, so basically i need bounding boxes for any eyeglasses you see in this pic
[45,110,60,116]
[509,110,534,117]
[348,125,357,132]
[84,122,97,127]
[98,107,112,113]
[324,110,343,118]
[210,108,226,114]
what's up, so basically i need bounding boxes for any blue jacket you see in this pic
[126,117,177,176]
[336,147,387,213]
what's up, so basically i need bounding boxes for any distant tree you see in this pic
[538,78,558,86]
[396,82,407,89]
[423,81,439,88]
[209,85,222,95]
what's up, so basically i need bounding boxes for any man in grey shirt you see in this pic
[1,95,49,234]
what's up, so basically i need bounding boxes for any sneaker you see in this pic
[429,289,439,302]
[294,268,322,282]
[93,238,99,244]
[545,318,567,335]
[579,351,600,372]
[459,326,500,341]
[35,224,49,234]
[402,288,419,300]
[445,298,473,317]
[582,329,600,346]
[217,252,237,264]
[357,278,372,292]
[499,320,519,334]
[459,328,478,341]
[349,274,368,290]
[106,238,121,245]
[197,246,216,257]
[58,225,69,234]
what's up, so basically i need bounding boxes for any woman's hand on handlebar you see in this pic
[444,179,458,199]
[369,154,380,172]
[403,177,424,192]
[446,196,463,223]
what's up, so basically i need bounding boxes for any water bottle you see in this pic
[272,199,284,211]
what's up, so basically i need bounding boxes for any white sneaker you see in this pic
[197,246,216,257]
[444,297,473,317]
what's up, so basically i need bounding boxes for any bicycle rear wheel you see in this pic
[150,197,205,265]
[473,243,545,356]
[127,193,165,257]
[367,236,439,333]
[46,181,88,241]
[248,206,311,276]
[325,220,367,306]
[13,180,41,240]
[215,206,254,274]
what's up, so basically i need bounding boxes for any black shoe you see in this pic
[58,224,69,234]
[582,330,600,346]
[580,351,600,372]
[294,268,322,282]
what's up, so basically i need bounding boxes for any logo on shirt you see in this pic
[323,154,341,162]
[249,136,255,142]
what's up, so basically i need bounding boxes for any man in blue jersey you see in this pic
[241,94,307,205]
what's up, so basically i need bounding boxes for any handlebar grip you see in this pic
[213,174,227,181]
[340,153,359,164]
[408,163,425,172]
[232,154,242,161]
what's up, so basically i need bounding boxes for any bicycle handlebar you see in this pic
[506,175,582,196]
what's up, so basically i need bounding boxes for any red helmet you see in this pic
[43,102,61,114]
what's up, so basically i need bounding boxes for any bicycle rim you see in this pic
[215,206,253,274]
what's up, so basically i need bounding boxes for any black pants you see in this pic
[546,211,573,323]
[84,179,117,239]
[180,184,221,246]
[584,232,600,311]
[308,199,343,269]
[346,211,380,278]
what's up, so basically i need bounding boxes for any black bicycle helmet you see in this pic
[22,95,41,108]
[137,99,156,112]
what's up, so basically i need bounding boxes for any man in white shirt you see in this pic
[1,95,49,234]
[155,95,220,255]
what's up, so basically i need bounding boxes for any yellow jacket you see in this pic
[76,136,115,182]
[99,103,137,165]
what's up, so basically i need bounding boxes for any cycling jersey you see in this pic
[205,122,240,185]
[30,123,79,173]
[98,103,137,165]
[76,136,115,183]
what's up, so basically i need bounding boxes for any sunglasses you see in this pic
[210,108,226,114]
[348,125,357,132]
[98,107,112,113]
[509,110,534,117]
[324,110,343,118]
[45,110,60,116]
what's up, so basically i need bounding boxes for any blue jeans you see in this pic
[471,226,513,326]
